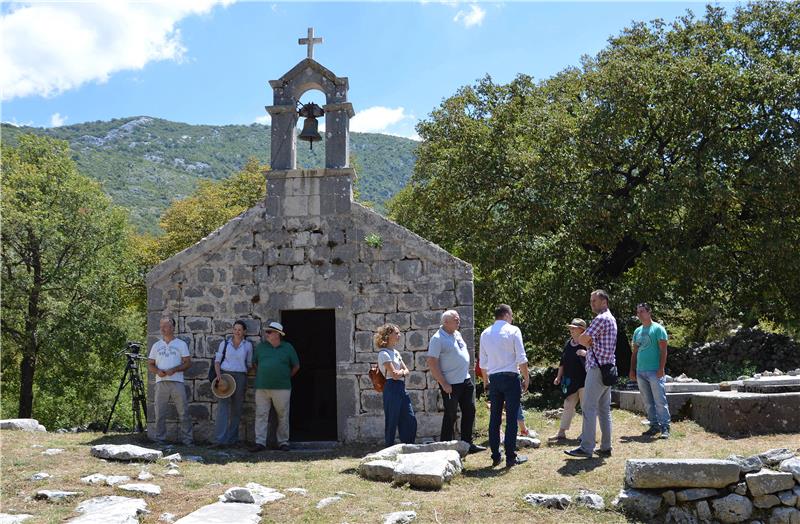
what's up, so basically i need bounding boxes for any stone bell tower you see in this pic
[263,28,356,218]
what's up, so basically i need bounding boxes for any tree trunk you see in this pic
[19,238,42,419]
[18,352,35,418]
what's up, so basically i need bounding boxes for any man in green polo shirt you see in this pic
[251,321,299,452]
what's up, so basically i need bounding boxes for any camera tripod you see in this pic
[104,342,148,433]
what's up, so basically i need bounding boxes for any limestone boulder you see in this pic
[778,490,798,507]
[729,454,764,474]
[316,496,341,509]
[759,449,795,466]
[0,514,34,523]
[523,493,572,510]
[91,444,162,462]
[219,484,284,505]
[0,419,46,432]
[746,470,796,497]
[30,472,50,481]
[754,494,782,509]
[779,457,800,483]
[361,441,470,464]
[358,460,396,482]
[173,502,261,524]
[67,495,148,524]
[770,507,800,524]
[35,490,81,501]
[612,488,662,520]
[516,436,541,449]
[712,494,754,523]
[117,483,161,496]
[575,490,605,510]
[625,459,740,489]
[382,510,417,524]
[392,450,462,490]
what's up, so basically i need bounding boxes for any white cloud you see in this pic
[453,4,486,28]
[49,113,67,127]
[350,106,413,134]
[0,1,234,101]
[255,114,270,125]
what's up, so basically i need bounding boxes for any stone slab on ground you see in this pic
[361,441,470,464]
[625,459,740,489]
[42,448,64,456]
[91,444,163,462]
[0,515,34,524]
[711,494,753,523]
[0,419,46,432]
[359,459,396,482]
[516,436,541,448]
[117,483,161,496]
[174,502,261,524]
[35,490,81,501]
[316,496,341,509]
[392,449,462,490]
[30,472,50,481]
[523,493,572,510]
[67,495,148,524]
[219,484,284,505]
[382,510,416,524]
[612,488,663,520]
[575,490,605,510]
[745,470,796,497]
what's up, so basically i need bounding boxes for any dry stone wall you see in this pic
[146,170,474,443]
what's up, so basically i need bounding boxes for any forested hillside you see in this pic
[1,117,417,233]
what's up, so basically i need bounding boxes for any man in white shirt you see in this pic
[148,317,193,446]
[479,304,530,467]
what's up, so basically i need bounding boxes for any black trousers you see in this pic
[440,378,476,443]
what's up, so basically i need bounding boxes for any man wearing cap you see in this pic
[479,304,530,468]
[630,303,671,439]
[251,321,299,452]
[566,289,617,459]
[427,310,486,454]
[147,317,193,446]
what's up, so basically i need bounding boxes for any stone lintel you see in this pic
[267,168,355,180]
[323,102,355,118]
[265,105,296,115]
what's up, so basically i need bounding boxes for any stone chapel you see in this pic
[145,30,474,443]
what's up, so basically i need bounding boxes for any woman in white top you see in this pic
[376,323,417,446]
[212,320,253,447]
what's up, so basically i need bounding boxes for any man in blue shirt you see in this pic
[427,310,486,454]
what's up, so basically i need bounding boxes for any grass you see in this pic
[1,404,797,523]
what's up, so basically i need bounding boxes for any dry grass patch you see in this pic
[2,406,797,523]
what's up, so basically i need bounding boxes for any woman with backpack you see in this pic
[375,323,417,446]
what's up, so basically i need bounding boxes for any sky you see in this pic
[1,1,744,139]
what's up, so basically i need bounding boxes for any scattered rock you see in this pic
[67,495,148,523]
[159,513,176,522]
[729,454,764,474]
[392,450,462,490]
[625,459,741,489]
[164,469,181,477]
[543,408,563,419]
[759,449,795,466]
[173,501,261,524]
[30,472,50,481]
[285,488,307,496]
[30,444,44,448]
[712,493,754,523]
[612,488,662,520]
[523,493,571,510]
[137,471,154,481]
[219,484,284,505]
[90,444,162,462]
[779,457,800,483]
[0,419,46,432]
[746,470,796,497]
[677,488,719,502]
[163,453,181,462]
[516,436,541,448]
[35,490,81,501]
[0,514,34,523]
[316,496,341,509]
[382,510,416,524]
[42,448,64,456]
[359,460,396,482]
[575,490,604,510]
[663,490,677,506]
[117,483,161,496]
[753,494,781,509]
[361,440,470,464]
[334,491,355,497]
[81,474,108,485]
[770,507,800,524]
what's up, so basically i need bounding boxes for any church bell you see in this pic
[298,102,324,149]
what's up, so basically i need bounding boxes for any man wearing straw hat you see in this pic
[250,321,299,452]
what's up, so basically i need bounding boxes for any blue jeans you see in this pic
[214,371,247,445]
[383,379,417,446]
[637,371,671,429]
[488,373,522,464]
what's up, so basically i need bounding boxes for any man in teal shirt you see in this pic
[251,321,299,452]
[629,303,670,439]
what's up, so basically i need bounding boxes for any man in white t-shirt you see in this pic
[148,317,193,445]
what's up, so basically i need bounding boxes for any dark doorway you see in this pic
[281,309,338,441]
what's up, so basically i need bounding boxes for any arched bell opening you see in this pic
[295,89,326,169]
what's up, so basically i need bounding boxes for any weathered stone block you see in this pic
[356,313,384,331]
[429,291,456,310]
[398,294,426,312]
[676,488,719,502]
[407,390,424,412]
[188,403,210,421]
[711,494,753,523]
[455,280,473,306]
[360,391,383,413]
[612,488,662,521]
[746,470,796,497]
[405,330,428,351]
[292,265,314,281]
[411,311,444,330]
[354,331,374,352]
[395,260,422,280]
[625,459,740,489]
[185,360,209,379]
[753,494,781,508]
[278,248,304,265]
[385,312,410,330]
[406,372,427,390]
[232,265,253,284]
[185,317,211,333]
[315,291,345,308]
[770,507,800,524]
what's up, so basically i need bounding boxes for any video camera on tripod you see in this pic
[104,341,148,434]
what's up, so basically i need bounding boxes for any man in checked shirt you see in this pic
[565,289,617,458]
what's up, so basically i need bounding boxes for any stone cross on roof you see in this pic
[298,27,323,59]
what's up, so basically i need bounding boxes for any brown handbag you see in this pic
[369,363,386,392]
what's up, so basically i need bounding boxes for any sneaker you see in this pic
[547,434,567,442]
[468,444,487,454]
[642,426,660,437]
[659,428,670,439]
[506,455,528,467]
[249,444,266,453]
[564,447,592,458]
[519,428,530,437]
[278,443,291,452]
[595,448,612,458]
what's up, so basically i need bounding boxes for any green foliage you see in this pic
[364,233,384,249]
[1,118,417,233]
[1,134,142,426]
[389,2,800,357]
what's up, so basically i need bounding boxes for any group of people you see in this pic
[147,317,299,451]
[376,289,672,466]
[147,288,672,462]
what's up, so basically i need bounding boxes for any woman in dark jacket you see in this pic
[548,318,588,441]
